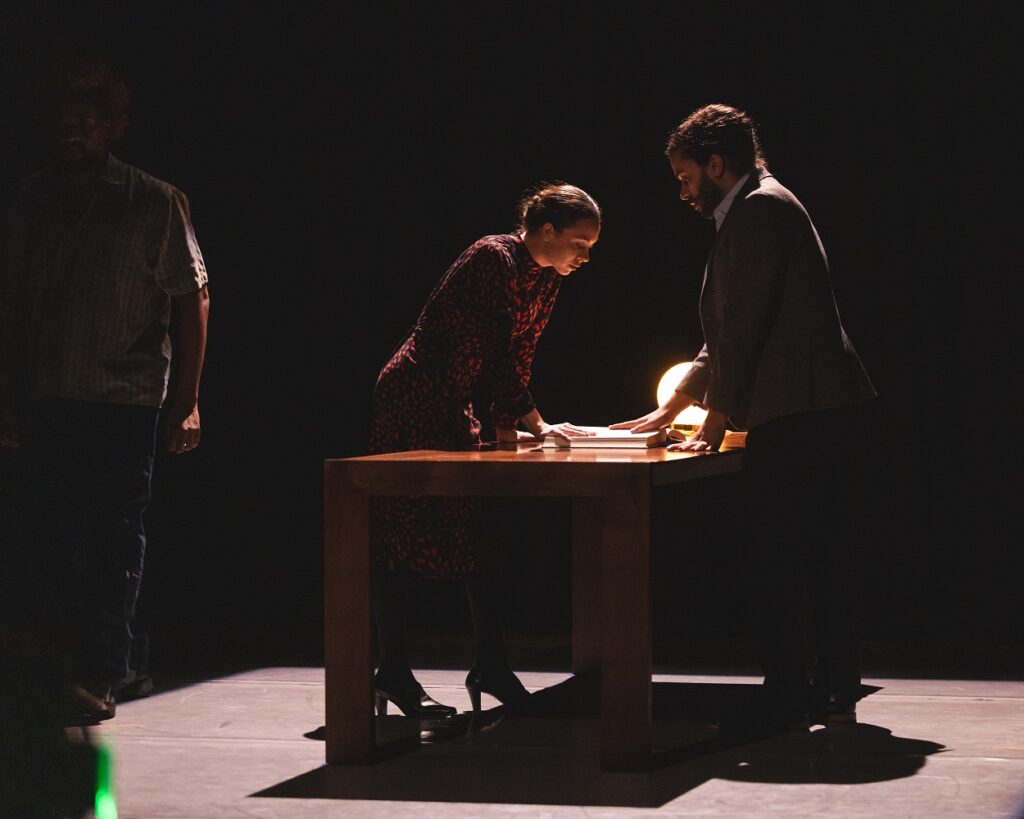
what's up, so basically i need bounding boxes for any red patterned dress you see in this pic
[369,234,561,578]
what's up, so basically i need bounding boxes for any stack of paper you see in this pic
[666,428,747,449]
[541,426,747,450]
[542,426,667,449]
[720,430,747,450]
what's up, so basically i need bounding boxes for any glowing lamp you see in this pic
[656,362,709,428]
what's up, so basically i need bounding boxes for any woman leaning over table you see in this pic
[368,183,601,718]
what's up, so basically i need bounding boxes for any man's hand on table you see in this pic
[667,409,728,452]
[611,391,696,434]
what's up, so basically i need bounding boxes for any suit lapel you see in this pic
[718,169,768,234]
[699,168,771,312]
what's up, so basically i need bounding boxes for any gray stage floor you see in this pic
[87,668,1024,818]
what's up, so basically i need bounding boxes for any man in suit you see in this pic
[615,103,875,733]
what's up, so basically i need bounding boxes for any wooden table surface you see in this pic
[324,443,743,771]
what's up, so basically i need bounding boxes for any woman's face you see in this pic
[539,219,601,276]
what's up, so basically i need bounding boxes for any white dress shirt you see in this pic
[713,171,751,232]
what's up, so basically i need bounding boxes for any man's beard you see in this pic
[693,173,725,219]
[57,144,106,173]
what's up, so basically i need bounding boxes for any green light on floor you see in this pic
[95,742,118,819]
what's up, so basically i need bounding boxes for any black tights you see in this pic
[372,569,509,677]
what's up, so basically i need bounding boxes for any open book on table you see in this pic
[540,426,748,450]
[542,426,668,449]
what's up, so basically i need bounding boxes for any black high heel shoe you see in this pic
[465,665,530,715]
[374,669,457,718]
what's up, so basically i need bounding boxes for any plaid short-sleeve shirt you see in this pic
[1,154,208,407]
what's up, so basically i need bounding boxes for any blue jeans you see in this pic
[28,398,159,690]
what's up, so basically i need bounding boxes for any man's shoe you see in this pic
[808,687,858,727]
[66,683,116,723]
[822,692,857,726]
[115,669,154,701]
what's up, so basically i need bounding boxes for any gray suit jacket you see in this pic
[676,169,875,430]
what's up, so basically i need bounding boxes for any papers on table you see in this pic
[541,426,747,450]
[542,426,667,449]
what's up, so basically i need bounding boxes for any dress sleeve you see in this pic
[155,189,209,295]
[490,275,560,429]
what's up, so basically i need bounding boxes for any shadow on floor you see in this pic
[255,679,945,808]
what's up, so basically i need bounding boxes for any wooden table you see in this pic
[323,443,743,771]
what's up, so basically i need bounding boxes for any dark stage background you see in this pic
[1,3,1018,674]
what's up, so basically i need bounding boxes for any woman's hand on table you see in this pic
[667,409,728,452]
[495,427,569,442]
[511,409,594,441]
[538,422,595,440]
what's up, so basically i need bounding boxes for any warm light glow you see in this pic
[656,362,709,427]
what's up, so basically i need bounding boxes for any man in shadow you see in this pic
[615,104,876,735]
[0,54,210,722]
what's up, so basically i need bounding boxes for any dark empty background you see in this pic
[1,2,1018,675]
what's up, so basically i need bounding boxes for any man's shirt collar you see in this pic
[101,153,129,185]
[713,171,751,231]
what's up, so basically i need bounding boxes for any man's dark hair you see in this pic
[30,53,131,140]
[665,104,767,173]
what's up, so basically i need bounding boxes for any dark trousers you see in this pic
[742,405,865,703]
[27,398,159,690]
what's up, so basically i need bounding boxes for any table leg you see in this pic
[600,475,652,771]
[324,467,374,763]
[572,496,602,675]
